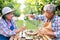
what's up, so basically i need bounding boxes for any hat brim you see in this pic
[2,9,15,16]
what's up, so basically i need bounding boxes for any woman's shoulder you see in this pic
[0,18,5,23]
[0,18,6,27]
[0,18,3,22]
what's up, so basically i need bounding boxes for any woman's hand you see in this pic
[21,26,26,31]
[16,26,26,34]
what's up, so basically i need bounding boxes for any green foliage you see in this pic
[1,0,60,16]
[0,0,21,17]
[16,20,40,29]
[14,9,20,17]
[24,0,60,15]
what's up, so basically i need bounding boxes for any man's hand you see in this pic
[38,29,55,38]
[38,29,51,36]
[28,14,35,19]
[43,29,55,38]
[37,29,45,37]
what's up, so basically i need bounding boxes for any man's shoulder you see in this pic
[54,16,60,21]
[57,16,60,21]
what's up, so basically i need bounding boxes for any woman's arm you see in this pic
[0,22,26,37]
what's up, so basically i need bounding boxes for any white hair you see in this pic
[43,4,56,13]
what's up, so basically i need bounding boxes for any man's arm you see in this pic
[38,29,56,38]
[28,14,46,21]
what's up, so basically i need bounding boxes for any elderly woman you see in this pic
[28,4,60,40]
[0,7,26,40]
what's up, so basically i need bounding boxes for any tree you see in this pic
[14,9,21,17]
[0,0,21,17]
[24,0,60,15]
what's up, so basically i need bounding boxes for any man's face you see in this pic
[44,11,54,19]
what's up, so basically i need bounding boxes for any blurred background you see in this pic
[0,0,60,30]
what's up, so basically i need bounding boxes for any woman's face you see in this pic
[5,12,14,20]
[44,11,54,19]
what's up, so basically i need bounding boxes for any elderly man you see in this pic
[28,4,60,40]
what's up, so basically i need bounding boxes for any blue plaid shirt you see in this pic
[0,18,17,37]
[34,15,60,40]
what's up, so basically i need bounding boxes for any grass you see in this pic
[16,20,41,30]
